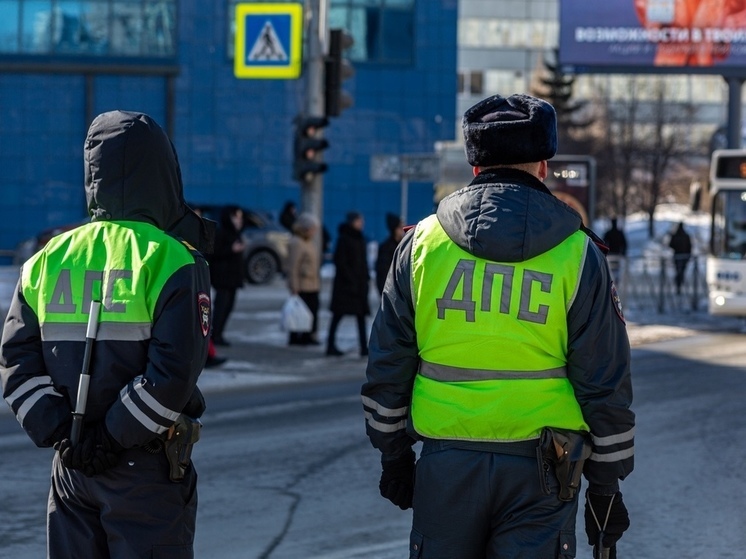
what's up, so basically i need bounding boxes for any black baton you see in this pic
[595,532,610,559]
[70,300,102,446]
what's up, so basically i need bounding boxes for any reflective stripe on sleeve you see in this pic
[16,387,63,424]
[590,446,635,463]
[132,381,180,423]
[364,411,407,433]
[119,385,169,435]
[361,395,408,418]
[589,426,635,463]
[5,375,60,406]
[591,427,635,447]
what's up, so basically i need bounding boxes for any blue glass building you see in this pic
[0,0,457,254]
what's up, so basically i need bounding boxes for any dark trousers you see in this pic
[326,312,367,354]
[289,291,320,345]
[212,287,237,341]
[673,256,690,293]
[48,447,198,559]
[410,443,578,559]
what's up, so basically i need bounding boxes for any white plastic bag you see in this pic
[280,295,313,332]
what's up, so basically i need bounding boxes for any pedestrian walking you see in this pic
[326,211,370,357]
[0,110,213,558]
[279,200,297,233]
[603,217,627,256]
[669,221,692,294]
[286,212,321,346]
[210,205,246,346]
[362,93,634,558]
[603,217,628,286]
[375,212,405,295]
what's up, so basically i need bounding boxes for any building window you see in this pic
[329,0,414,64]
[225,0,415,64]
[458,70,483,95]
[0,1,176,59]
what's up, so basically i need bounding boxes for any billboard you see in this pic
[559,0,746,75]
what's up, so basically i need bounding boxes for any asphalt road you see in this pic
[1,276,746,558]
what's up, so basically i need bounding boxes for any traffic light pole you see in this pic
[302,0,327,252]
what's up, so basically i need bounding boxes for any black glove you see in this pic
[379,449,416,510]
[55,423,123,477]
[585,490,630,554]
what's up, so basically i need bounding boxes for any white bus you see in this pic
[707,149,746,316]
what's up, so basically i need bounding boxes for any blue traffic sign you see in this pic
[234,3,303,79]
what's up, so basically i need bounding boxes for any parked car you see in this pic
[191,204,291,285]
[14,206,290,286]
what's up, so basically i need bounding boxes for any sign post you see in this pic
[370,153,440,223]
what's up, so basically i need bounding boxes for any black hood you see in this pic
[436,168,582,262]
[84,110,214,253]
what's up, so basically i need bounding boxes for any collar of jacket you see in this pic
[469,167,553,196]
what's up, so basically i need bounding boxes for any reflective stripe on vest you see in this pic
[410,214,589,441]
[22,220,194,339]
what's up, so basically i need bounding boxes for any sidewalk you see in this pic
[197,276,371,394]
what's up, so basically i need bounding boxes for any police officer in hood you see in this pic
[0,110,214,558]
[362,94,634,558]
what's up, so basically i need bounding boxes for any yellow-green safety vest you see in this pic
[410,214,590,442]
[22,220,195,337]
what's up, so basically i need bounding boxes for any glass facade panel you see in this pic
[330,0,414,63]
[226,0,414,64]
[5,0,175,58]
[0,2,20,52]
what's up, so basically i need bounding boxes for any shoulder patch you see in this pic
[610,282,625,324]
[198,292,211,337]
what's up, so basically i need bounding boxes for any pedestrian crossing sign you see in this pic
[234,3,303,79]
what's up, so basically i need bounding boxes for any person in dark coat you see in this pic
[209,205,246,345]
[362,94,633,558]
[669,221,692,294]
[603,218,627,256]
[0,110,213,557]
[375,213,405,295]
[279,200,297,233]
[326,211,370,357]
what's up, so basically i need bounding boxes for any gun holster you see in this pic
[538,427,592,502]
[163,413,202,482]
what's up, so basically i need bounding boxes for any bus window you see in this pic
[712,190,746,258]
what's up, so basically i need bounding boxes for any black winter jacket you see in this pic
[0,111,211,450]
[362,168,634,491]
[330,223,370,316]
[209,209,245,290]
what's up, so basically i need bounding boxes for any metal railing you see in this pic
[608,253,708,315]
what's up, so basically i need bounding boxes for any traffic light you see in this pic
[325,29,354,117]
[293,115,329,183]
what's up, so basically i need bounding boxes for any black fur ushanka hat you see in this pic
[462,94,557,167]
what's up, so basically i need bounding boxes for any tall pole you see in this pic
[302,0,327,252]
[726,76,743,149]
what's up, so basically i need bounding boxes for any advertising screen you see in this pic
[559,0,746,74]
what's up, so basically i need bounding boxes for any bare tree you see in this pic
[588,76,704,236]
[636,79,698,236]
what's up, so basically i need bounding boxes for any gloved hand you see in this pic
[54,423,123,477]
[585,490,630,555]
[379,448,416,510]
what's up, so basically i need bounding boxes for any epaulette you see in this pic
[580,225,609,255]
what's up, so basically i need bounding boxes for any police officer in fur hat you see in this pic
[362,93,634,558]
